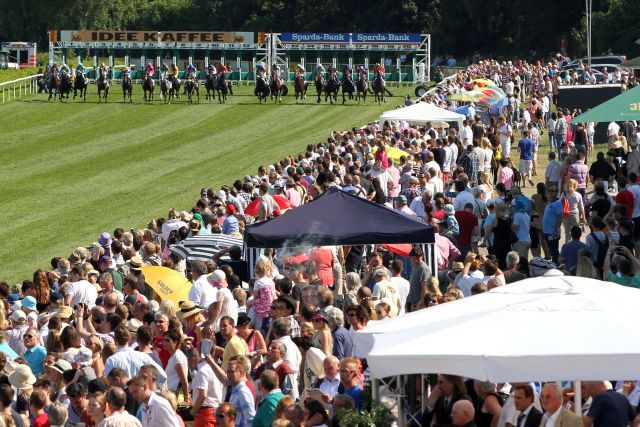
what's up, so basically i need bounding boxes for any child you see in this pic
[442,204,459,241]
[30,389,50,427]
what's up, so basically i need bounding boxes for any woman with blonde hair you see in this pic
[87,392,107,425]
[86,334,104,378]
[252,260,277,335]
[356,286,377,321]
[159,300,178,319]
[310,311,333,356]
[477,171,494,201]
[561,178,585,240]
[576,249,599,279]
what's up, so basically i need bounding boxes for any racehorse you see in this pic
[142,73,155,102]
[96,69,110,103]
[372,71,386,105]
[170,74,181,98]
[160,74,173,103]
[314,73,325,104]
[356,72,369,104]
[294,74,307,101]
[204,71,216,101]
[185,74,199,104]
[255,75,269,104]
[121,74,133,102]
[270,75,284,103]
[58,72,72,100]
[324,74,340,104]
[47,69,60,101]
[341,73,355,104]
[73,71,88,101]
[215,73,229,103]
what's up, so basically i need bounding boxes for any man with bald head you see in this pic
[582,381,636,427]
[451,399,476,426]
[539,383,582,426]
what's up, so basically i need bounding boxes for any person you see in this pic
[66,383,92,426]
[23,327,47,376]
[252,370,284,427]
[217,316,249,371]
[451,400,477,427]
[512,384,542,427]
[338,357,363,410]
[30,390,50,427]
[498,117,513,157]
[99,387,142,427]
[542,186,563,264]
[226,358,255,427]
[559,226,589,274]
[407,246,431,312]
[603,244,640,288]
[187,348,223,427]
[539,383,582,427]
[253,340,294,396]
[129,376,180,427]
[88,392,108,426]
[163,329,189,402]
[215,403,236,427]
[561,179,585,241]
[104,325,167,384]
[517,130,536,187]
[473,381,503,427]
[512,197,532,259]
[302,399,330,427]
[583,381,636,426]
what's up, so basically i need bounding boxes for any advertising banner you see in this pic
[280,33,421,45]
[60,30,254,44]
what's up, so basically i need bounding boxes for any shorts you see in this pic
[519,159,533,174]
[633,217,640,241]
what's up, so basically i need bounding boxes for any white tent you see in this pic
[363,276,640,382]
[378,102,465,130]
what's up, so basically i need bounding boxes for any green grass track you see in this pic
[0,84,417,282]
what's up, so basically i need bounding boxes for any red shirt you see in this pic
[153,335,171,368]
[455,210,478,246]
[615,190,634,219]
[309,247,335,287]
[33,413,50,427]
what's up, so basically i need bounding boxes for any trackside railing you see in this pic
[0,74,43,103]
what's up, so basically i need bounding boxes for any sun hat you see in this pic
[275,296,297,314]
[8,365,36,390]
[10,300,22,311]
[148,300,160,313]
[312,311,329,323]
[129,255,143,270]
[56,306,73,319]
[74,348,93,367]
[48,359,73,374]
[207,270,226,285]
[21,296,37,312]
[9,310,26,323]
[176,301,204,320]
[98,232,113,248]
[444,204,455,215]
[127,318,143,333]
[451,262,465,272]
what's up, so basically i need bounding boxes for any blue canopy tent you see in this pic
[244,187,437,276]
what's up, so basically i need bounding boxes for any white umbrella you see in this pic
[170,234,242,261]
[364,276,640,382]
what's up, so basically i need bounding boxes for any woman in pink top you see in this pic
[308,246,335,287]
[497,159,514,190]
[285,179,301,208]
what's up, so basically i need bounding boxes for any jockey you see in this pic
[315,64,325,80]
[169,63,180,83]
[145,62,155,77]
[218,63,228,75]
[160,63,169,77]
[295,64,306,80]
[256,62,266,79]
[207,63,217,76]
[60,63,70,75]
[357,65,368,80]
[186,63,196,79]
[343,65,353,82]
[122,66,130,83]
[270,64,281,82]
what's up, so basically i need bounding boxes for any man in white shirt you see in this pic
[64,267,98,309]
[318,356,341,400]
[498,117,513,157]
[389,259,410,316]
[453,181,475,212]
[608,121,620,144]
[130,376,180,427]
[100,387,142,427]
[188,348,224,425]
[187,261,217,309]
[272,318,302,399]
[460,120,473,146]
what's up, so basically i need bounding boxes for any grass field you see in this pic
[0,83,418,283]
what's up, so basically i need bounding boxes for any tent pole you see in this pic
[574,381,582,415]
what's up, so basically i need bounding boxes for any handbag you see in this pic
[561,193,570,218]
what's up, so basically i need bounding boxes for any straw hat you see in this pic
[8,365,36,390]
[127,318,143,333]
[176,301,203,320]
[56,306,73,319]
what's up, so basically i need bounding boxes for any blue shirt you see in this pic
[222,215,239,235]
[343,385,364,410]
[513,212,531,242]
[332,326,354,359]
[542,200,563,235]
[560,240,589,272]
[518,138,535,160]
[23,345,47,376]
[0,342,19,361]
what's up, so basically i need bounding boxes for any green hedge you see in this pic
[0,68,40,84]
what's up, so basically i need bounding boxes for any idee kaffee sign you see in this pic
[60,30,254,44]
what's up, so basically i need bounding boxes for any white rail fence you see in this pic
[0,74,43,104]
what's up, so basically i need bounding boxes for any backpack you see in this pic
[591,232,609,269]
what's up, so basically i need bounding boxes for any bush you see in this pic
[0,67,41,84]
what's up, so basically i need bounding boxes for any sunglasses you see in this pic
[23,334,34,339]
[92,318,103,323]
[215,413,229,419]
